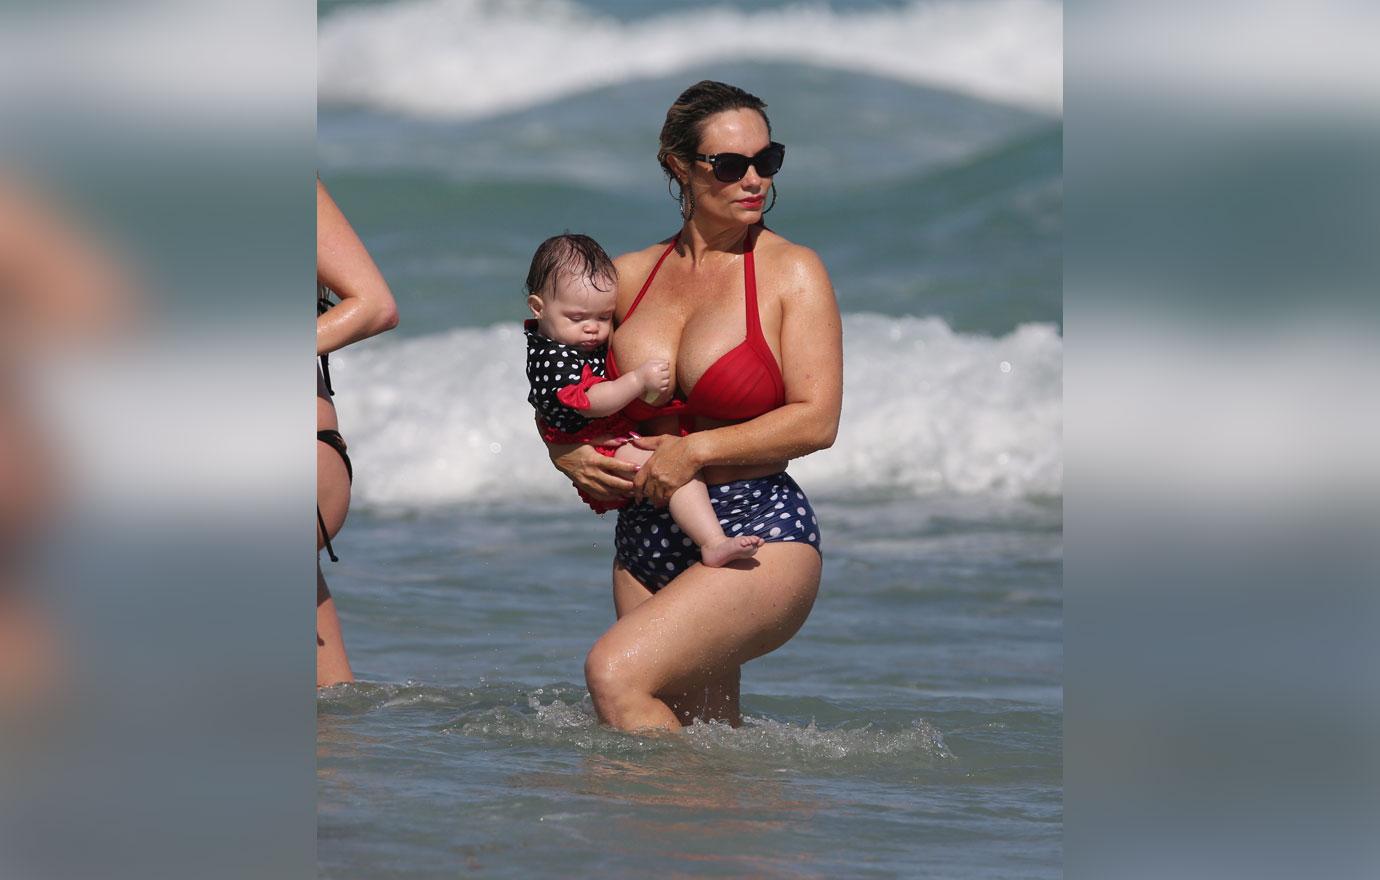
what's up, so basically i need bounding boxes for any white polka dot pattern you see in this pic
[525,323,608,434]
[613,472,821,591]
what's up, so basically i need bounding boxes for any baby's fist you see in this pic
[637,359,672,395]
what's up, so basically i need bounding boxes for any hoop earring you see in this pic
[679,182,695,222]
[761,184,778,215]
[668,176,694,221]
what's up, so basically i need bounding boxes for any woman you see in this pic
[548,81,843,731]
[0,177,127,708]
[316,179,399,687]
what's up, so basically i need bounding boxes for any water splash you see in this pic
[318,681,958,768]
[685,715,954,764]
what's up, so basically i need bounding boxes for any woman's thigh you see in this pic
[612,560,654,618]
[612,562,729,722]
[594,543,821,696]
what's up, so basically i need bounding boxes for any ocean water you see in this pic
[317,0,1062,876]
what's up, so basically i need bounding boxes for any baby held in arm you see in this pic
[523,233,762,568]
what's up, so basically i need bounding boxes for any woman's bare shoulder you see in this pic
[614,239,673,274]
[613,238,676,304]
[756,228,831,290]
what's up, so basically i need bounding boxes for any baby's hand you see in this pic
[635,359,671,400]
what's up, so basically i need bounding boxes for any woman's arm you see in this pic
[547,441,640,502]
[633,246,843,506]
[317,179,399,356]
[577,359,670,418]
[0,177,131,348]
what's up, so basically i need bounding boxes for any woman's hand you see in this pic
[630,434,701,507]
[548,442,637,503]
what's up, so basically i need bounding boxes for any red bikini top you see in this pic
[607,227,786,430]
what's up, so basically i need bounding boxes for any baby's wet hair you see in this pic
[525,233,616,299]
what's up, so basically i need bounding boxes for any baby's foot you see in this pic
[701,535,764,568]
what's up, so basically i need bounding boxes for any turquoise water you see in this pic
[320,497,1061,878]
[318,1,1062,876]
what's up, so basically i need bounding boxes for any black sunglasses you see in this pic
[693,142,786,183]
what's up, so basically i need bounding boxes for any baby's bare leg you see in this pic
[613,444,762,567]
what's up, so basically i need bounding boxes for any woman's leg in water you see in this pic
[317,437,353,687]
[611,566,741,726]
[587,543,821,731]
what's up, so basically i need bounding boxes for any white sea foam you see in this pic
[319,0,1063,117]
[335,682,961,764]
[329,314,1062,507]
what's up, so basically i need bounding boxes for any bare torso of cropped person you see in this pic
[612,236,787,485]
[317,367,338,433]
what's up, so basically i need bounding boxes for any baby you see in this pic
[524,233,762,568]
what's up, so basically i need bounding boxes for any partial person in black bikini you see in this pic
[545,81,843,731]
[317,179,398,687]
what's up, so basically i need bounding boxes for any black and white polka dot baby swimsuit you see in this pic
[525,319,608,435]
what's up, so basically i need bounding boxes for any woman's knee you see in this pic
[583,641,650,714]
[583,642,622,697]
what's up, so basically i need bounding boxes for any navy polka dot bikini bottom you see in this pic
[614,471,822,592]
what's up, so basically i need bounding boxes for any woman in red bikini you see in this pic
[547,81,844,731]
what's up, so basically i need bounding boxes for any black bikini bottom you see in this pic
[317,429,352,562]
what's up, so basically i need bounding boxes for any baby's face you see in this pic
[535,270,616,351]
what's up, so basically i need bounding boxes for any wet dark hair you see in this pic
[658,81,771,195]
[524,232,616,299]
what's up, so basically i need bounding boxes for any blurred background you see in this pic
[1,1,316,878]
[1065,1,1380,878]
